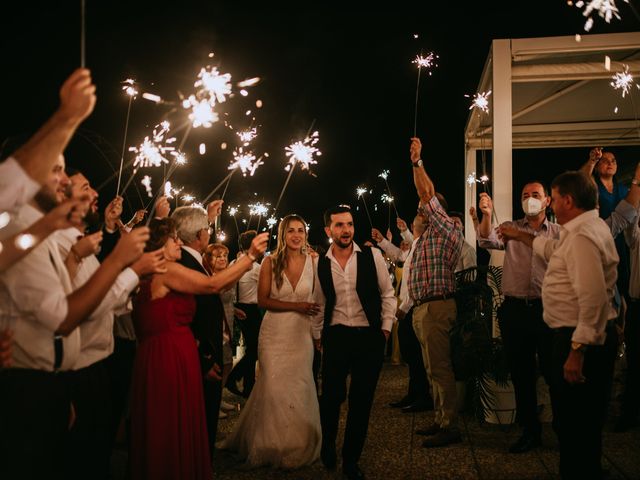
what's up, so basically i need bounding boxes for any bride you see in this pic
[219,214,323,468]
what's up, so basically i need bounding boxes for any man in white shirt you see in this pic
[226,230,263,398]
[58,169,165,479]
[501,171,619,480]
[0,155,148,479]
[316,205,396,480]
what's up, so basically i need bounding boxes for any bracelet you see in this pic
[247,252,257,262]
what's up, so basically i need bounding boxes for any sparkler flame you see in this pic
[266,216,278,228]
[467,90,492,114]
[122,78,138,97]
[195,66,232,104]
[217,231,227,242]
[228,148,263,176]
[249,202,270,217]
[181,194,195,203]
[412,52,438,74]
[15,234,36,250]
[184,95,219,128]
[130,122,177,169]
[574,0,629,31]
[236,128,257,145]
[381,193,394,203]
[356,187,369,198]
[379,170,389,180]
[610,65,637,98]
[228,206,239,216]
[237,77,261,88]
[0,211,10,229]
[284,131,321,172]
[466,172,477,186]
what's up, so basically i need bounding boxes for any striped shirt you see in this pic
[408,195,463,301]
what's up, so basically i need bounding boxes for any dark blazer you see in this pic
[177,248,224,375]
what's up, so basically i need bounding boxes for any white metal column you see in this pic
[464,145,477,249]
[491,39,513,223]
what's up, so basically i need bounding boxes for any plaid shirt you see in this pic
[408,195,463,301]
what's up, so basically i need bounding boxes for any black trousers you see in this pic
[106,336,136,449]
[397,308,429,401]
[203,374,223,455]
[63,359,112,480]
[227,303,261,395]
[0,369,70,480]
[498,296,553,437]
[620,298,640,421]
[320,325,385,465]
[550,326,617,480]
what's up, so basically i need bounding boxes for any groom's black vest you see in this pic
[317,246,382,329]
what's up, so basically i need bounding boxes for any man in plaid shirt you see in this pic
[408,137,464,447]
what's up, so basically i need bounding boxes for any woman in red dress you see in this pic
[130,217,268,479]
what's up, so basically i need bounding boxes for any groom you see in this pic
[316,204,396,480]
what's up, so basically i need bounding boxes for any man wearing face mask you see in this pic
[477,182,561,454]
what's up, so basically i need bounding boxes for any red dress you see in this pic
[130,281,212,480]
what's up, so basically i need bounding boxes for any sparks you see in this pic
[217,231,227,242]
[130,121,176,169]
[479,174,490,184]
[574,0,629,31]
[412,52,438,74]
[266,216,278,229]
[228,148,263,176]
[184,95,219,128]
[142,92,162,103]
[164,181,173,198]
[379,170,389,181]
[610,65,637,98]
[249,202,270,217]
[195,66,232,104]
[0,211,10,229]
[237,77,261,88]
[181,194,195,203]
[141,175,153,197]
[122,78,138,97]
[466,172,477,186]
[236,128,258,146]
[356,187,369,198]
[467,90,492,114]
[228,206,239,216]
[284,131,321,172]
[199,143,206,155]
[381,193,394,204]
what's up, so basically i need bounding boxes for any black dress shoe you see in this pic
[389,396,413,408]
[401,400,434,413]
[343,462,366,480]
[320,443,336,470]
[508,434,541,453]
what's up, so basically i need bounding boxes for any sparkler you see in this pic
[80,0,85,68]
[574,0,630,31]
[228,148,263,177]
[274,128,322,218]
[228,206,241,236]
[467,90,492,114]
[217,231,227,242]
[116,79,138,197]
[356,187,374,228]
[15,234,36,251]
[195,66,232,104]
[0,212,10,229]
[249,202,270,231]
[141,176,153,197]
[236,127,258,145]
[381,194,395,230]
[130,121,177,169]
[378,170,400,218]
[183,96,219,128]
[610,65,637,98]
[412,51,439,137]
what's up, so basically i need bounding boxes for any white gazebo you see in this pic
[464,31,640,248]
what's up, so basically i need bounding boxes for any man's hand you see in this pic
[371,228,384,243]
[207,200,224,223]
[386,229,393,241]
[44,198,91,231]
[410,137,422,163]
[297,302,321,316]
[563,350,586,385]
[129,209,146,226]
[363,240,374,248]
[110,227,149,268]
[588,147,602,165]
[396,218,408,232]
[104,196,124,229]
[249,232,269,259]
[0,329,13,368]
[382,329,391,341]
[130,249,167,277]
[72,231,103,259]
[154,196,170,219]
[206,363,222,382]
[478,193,493,216]
[58,68,96,125]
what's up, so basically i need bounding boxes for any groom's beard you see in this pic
[332,235,353,250]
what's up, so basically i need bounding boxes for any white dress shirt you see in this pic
[0,204,80,371]
[532,210,619,345]
[397,238,419,315]
[456,241,477,273]
[234,253,260,304]
[316,242,396,332]
[0,157,40,214]
[56,227,139,369]
[377,238,410,263]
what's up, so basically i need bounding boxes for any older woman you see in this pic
[130,218,267,479]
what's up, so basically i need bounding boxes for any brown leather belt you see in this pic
[414,292,454,306]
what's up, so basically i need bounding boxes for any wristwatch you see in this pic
[571,341,587,354]
[412,159,423,168]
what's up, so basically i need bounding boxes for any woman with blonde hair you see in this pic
[219,214,323,469]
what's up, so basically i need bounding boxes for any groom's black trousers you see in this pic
[320,325,385,465]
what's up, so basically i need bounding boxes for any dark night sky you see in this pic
[1,2,639,251]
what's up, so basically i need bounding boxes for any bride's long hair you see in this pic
[271,214,308,290]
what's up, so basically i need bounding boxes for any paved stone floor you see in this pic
[112,361,640,479]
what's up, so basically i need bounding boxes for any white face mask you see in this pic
[521,197,544,216]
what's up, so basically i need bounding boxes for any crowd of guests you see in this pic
[0,68,638,480]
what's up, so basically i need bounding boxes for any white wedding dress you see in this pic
[219,255,322,468]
